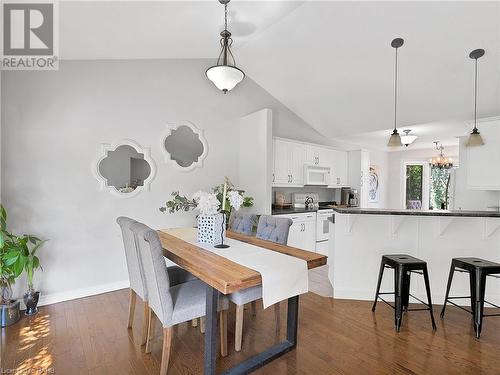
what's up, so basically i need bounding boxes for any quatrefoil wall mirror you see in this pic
[162,122,208,171]
[93,140,157,198]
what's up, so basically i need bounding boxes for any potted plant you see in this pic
[159,177,254,245]
[0,204,45,317]
[0,205,21,326]
[4,236,45,316]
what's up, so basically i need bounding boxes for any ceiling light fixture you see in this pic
[467,48,485,146]
[387,38,404,147]
[206,0,245,94]
[401,129,417,147]
[429,141,454,169]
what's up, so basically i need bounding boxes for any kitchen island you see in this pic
[329,207,500,305]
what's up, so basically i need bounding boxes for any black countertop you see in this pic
[272,207,318,215]
[331,207,500,218]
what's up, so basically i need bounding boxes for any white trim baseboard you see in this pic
[19,280,130,310]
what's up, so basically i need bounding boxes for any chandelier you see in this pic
[429,142,453,169]
[205,0,245,93]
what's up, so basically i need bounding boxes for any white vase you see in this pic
[197,213,226,245]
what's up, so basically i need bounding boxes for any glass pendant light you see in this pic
[388,38,404,147]
[467,49,485,146]
[206,0,245,94]
[401,129,418,147]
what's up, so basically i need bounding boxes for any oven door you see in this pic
[316,210,333,242]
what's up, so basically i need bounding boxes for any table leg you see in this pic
[205,285,219,375]
[221,295,299,375]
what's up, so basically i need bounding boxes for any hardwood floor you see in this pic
[1,288,500,374]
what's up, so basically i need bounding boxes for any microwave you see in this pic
[304,165,331,186]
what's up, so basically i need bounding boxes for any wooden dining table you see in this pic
[158,228,328,375]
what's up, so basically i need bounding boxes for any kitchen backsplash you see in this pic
[272,187,342,204]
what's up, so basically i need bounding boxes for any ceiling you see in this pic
[59,1,304,59]
[237,1,500,148]
[58,1,500,150]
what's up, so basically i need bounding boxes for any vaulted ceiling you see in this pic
[237,1,500,145]
[58,1,500,149]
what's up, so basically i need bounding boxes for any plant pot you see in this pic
[0,299,21,327]
[23,290,40,316]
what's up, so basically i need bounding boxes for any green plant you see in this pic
[3,236,45,292]
[159,177,254,214]
[0,204,45,300]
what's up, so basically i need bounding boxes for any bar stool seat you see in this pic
[372,254,437,332]
[441,257,500,338]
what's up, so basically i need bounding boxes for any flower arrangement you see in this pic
[159,177,253,216]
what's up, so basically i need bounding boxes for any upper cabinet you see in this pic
[465,118,500,190]
[272,138,349,187]
[273,139,305,186]
[330,150,349,187]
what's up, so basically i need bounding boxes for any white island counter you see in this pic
[329,207,500,305]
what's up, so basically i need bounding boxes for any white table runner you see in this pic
[164,228,309,308]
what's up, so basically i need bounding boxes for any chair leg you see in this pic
[141,302,150,346]
[127,289,137,328]
[394,266,404,332]
[402,271,411,312]
[235,305,244,352]
[274,303,281,332]
[474,271,487,339]
[160,327,173,375]
[469,271,477,318]
[251,301,257,317]
[440,262,456,318]
[200,316,206,334]
[372,261,385,312]
[422,265,437,330]
[219,310,228,357]
[145,308,155,353]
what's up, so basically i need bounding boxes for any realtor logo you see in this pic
[1,1,59,70]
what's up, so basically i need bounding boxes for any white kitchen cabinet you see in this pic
[273,139,290,184]
[330,150,349,186]
[272,139,305,186]
[466,119,500,190]
[305,145,330,166]
[275,212,316,252]
[288,142,305,185]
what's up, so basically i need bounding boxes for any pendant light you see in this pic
[467,48,485,146]
[206,0,245,94]
[401,129,418,147]
[387,38,404,147]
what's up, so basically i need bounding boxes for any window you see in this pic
[429,168,452,210]
[406,165,423,209]
[401,161,430,210]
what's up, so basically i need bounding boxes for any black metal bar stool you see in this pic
[440,257,500,338]
[372,254,437,332]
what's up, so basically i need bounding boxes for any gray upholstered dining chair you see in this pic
[116,217,196,346]
[229,214,293,352]
[229,212,257,235]
[131,222,229,375]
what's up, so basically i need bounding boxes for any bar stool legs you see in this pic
[372,255,436,332]
[422,265,437,330]
[371,262,385,312]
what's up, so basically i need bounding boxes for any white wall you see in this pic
[1,59,319,304]
[238,109,273,215]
